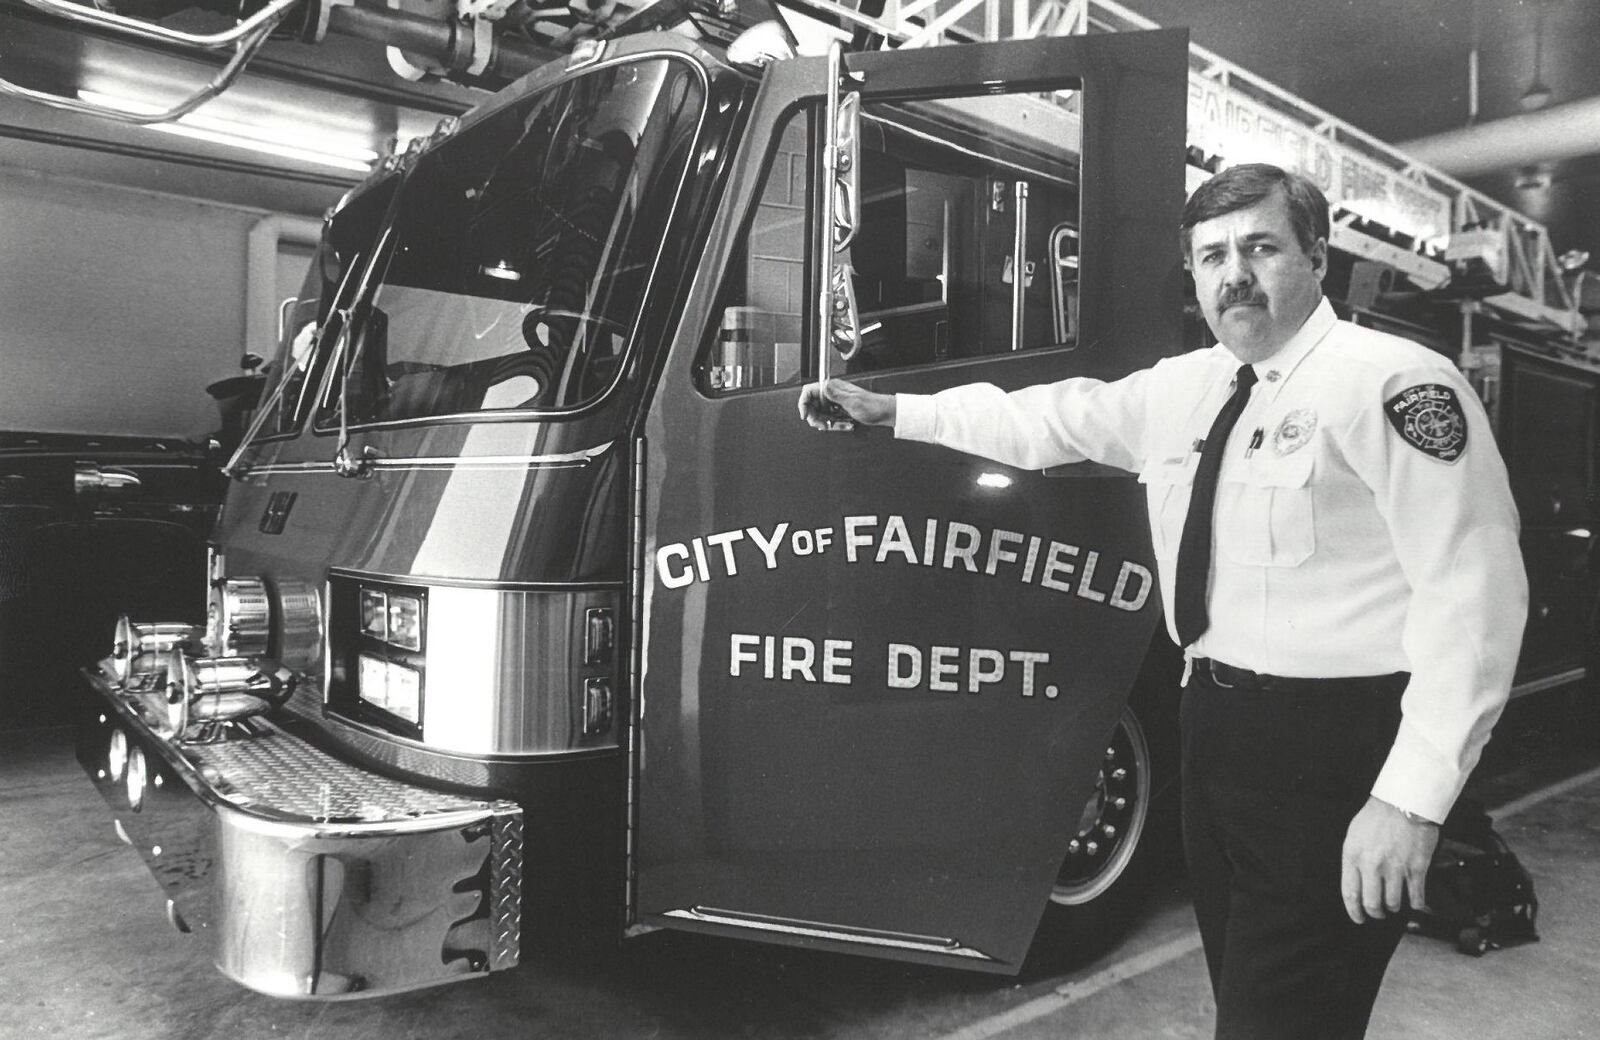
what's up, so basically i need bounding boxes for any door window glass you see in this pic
[698,90,1081,393]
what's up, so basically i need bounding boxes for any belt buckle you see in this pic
[1206,659,1255,690]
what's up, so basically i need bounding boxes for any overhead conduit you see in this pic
[1398,96,1600,179]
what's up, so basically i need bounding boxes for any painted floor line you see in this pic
[1490,763,1600,822]
[938,763,1600,1040]
[937,933,1205,1040]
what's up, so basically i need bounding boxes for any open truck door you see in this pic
[635,27,1188,972]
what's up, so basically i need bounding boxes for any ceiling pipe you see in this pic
[1397,96,1600,179]
[326,2,556,87]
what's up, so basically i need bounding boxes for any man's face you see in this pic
[1187,188,1327,364]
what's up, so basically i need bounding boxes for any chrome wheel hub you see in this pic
[1050,706,1152,906]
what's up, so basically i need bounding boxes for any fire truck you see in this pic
[25,0,1593,1000]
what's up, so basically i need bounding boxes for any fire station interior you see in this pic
[1,0,1598,1037]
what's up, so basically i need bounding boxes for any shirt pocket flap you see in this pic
[1139,455,1195,559]
[1138,454,1197,487]
[1233,450,1313,490]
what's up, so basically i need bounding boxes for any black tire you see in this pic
[1027,654,1183,971]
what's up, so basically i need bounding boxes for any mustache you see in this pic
[1218,287,1268,311]
[1218,287,1268,310]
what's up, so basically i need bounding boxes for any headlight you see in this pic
[359,587,423,652]
[358,654,422,724]
[386,594,423,651]
[360,588,388,641]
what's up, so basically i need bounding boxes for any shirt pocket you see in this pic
[1216,451,1316,567]
[1137,454,1197,560]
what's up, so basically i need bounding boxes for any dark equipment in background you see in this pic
[0,436,220,730]
[1408,797,1540,957]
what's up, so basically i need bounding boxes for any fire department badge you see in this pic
[1384,383,1468,463]
[1272,409,1317,456]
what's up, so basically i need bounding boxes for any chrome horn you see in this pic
[110,616,205,688]
[163,651,297,738]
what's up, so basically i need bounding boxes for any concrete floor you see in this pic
[3,687,1597,1040]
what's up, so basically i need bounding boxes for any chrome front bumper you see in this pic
[78,662,523,999]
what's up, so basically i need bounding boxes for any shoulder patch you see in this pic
[1384,383,1468,463]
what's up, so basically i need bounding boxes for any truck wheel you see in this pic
[1028,696,1178,971]
[1052,705,1153,909]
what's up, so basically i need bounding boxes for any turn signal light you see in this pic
[583,677,613,736]
[584,608,614,665]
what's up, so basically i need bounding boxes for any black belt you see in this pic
[1192,657,1407,695]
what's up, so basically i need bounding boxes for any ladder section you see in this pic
[778,0,1584,339]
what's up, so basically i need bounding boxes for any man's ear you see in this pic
[1309,237,1329,282]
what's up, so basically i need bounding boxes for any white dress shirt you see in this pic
[893,298,1528,822]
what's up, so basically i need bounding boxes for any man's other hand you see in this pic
[798,378,896,431]
[1340,795,1440,924]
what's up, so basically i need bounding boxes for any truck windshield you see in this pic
[322,57,705,427]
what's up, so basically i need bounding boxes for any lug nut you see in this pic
[1102,824,1117,839]
[1112,768,1128,782]
[1086,841,1100,855]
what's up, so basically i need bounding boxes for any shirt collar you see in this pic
[1243,297,1336,387]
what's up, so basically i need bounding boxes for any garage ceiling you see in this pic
[1,0,1597,270]
[0,0,481,214]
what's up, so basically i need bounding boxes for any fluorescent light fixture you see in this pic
[79,89,378,172]
[976,472,1013,489]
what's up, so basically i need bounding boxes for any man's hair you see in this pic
[1180,163,1330,259]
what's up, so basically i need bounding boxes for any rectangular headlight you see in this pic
[358,653,421,724]
[387,593,423,651]
[360,588,388,642]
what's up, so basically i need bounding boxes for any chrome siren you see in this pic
[208,577,270,657]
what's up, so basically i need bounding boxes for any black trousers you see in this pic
[1181,667,1410,1040]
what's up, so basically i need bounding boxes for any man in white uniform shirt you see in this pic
[799,163,1527,1039]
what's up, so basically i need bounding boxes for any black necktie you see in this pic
[1174,364,1258,648]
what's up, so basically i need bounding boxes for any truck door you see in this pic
[635,28,1187,972]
